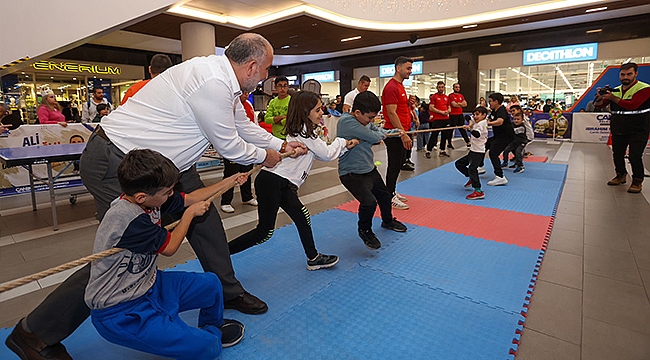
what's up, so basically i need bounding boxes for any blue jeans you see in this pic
[416,122,430,151]
[91,271,224,360]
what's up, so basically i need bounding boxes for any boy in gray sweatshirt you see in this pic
[337,91,407,250]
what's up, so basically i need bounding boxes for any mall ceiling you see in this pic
[118,0,648,56]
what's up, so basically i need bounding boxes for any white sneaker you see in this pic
[221,204,235,213]
[477,166,486,175]
[395,192,408,202]
[391,196,410,210]
[243,199,258,206]
[487,176,508,186]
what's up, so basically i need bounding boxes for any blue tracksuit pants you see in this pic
[91,271,224,360]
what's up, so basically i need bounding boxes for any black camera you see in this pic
[598,85,620,95]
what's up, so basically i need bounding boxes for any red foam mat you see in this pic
[499,154,548,162]
[337,196,552,250]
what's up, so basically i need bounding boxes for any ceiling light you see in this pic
[585,6,607,13]
[168,1,606,32]
[490,43,502,47]
[281,45,290,49]
[462,24,478,29]
[586,29,602,34]
[341,36,361,42]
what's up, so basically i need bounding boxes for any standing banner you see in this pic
[528,111,573,139]
[0,124,95,196]
[571,112,610,143]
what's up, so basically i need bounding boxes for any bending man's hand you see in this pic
[262,149,282,168]
[284,141,308,158]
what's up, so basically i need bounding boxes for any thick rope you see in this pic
[385,124,469,137]
[0,152,295,294]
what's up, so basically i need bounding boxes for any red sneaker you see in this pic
[466,190,485,200]
[464,179,472,189]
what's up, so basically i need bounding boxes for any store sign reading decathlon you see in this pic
[32,60,121,75]
[379,61,423,78]
[523,43,598,66]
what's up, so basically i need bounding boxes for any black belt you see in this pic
[94,125,110,142]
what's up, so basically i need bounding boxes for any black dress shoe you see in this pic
[224,292,268,314]
[5,319,72,360]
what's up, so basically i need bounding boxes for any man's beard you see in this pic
[241,78,259,93]
[621,79,633,85]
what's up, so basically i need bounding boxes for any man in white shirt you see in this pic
[7,33,307,360]
[81,87,113,123]
[342,75,371,113]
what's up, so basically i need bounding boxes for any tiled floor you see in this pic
[1,140,649,359]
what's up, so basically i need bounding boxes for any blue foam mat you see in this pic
[397,161,567,216]
[1,160,568,359]
[361,225,541,313]
[222,266,524,360]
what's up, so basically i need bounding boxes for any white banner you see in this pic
[571,113,610,143]
[1,124,95,195]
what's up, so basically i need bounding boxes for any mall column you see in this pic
[181,22,216,61]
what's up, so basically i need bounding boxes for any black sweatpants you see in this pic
[612,131,650,180]
[221,160,253,205]
[340,168,394,231]
[503,141,527,166]
[488,135,514,178]
[228,170,319,260]
[384,137,406,195]
[455,151,485,190]
[449,114,469,144]
[427,120,451,152]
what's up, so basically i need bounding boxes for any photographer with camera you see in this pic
[594,62,650,193]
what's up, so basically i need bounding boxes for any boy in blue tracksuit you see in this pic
[84,149,247,360]
[337,91,408,250]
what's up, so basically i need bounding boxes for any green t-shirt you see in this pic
[264,95,291,139]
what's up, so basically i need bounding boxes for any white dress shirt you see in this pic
[101,55,283,172]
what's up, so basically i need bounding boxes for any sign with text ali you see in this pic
[523,43,598,66]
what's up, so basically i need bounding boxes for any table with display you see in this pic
[0,143,86,230]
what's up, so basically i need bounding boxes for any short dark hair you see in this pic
[394,56,413,67]
[453,83,460,87]
[274,76,288,85]
[513,112,523,119]
[489,92,504,104]
[285,91,321,139]
[359,75,371,83]
[92,87,103,94]
[118,149,179,196]
[69,134,84,143]
[620,62,638,72]
[437,81,445,86]
[546,99,552,103]
[96,104,109,113]
[352,91,381,114]
[150,54,173,75]
[473,106,488,115]
[510,104,522,112]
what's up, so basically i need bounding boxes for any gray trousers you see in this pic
[26,132,245,345]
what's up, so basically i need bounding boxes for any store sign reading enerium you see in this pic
[523,43,598,66]
[303,71,335,83]
[379,61,423,78]
[32,60,121,75]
